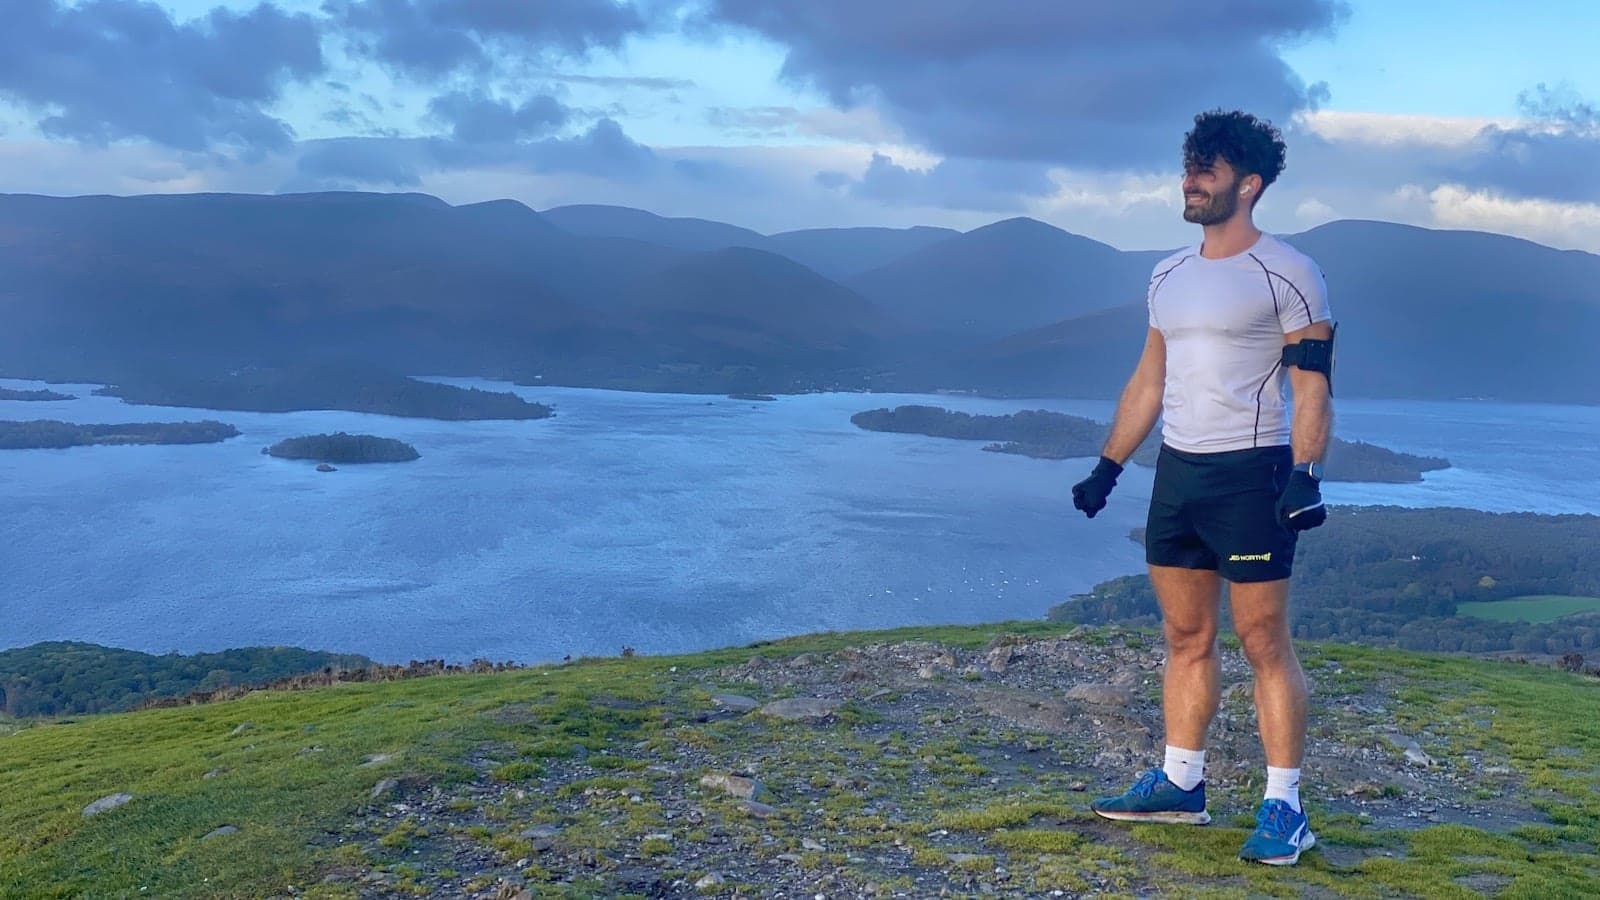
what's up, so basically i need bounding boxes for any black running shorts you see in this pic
[1145,443,1297,583]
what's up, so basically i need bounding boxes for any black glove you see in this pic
[1277,470,1327,531]
[1071,456,1123,519]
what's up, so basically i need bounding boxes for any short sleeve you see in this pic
[1275,263,1331,333]
[1145,260,1169,330]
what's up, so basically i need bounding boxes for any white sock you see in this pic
[1264,766,1302,812]
[1162,745,1206,791]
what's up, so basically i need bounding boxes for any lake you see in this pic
[3,378,1595,663]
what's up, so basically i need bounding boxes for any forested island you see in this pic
[1048,506,1600,654]
[266,433,420,463]
[0,419,238,449]
[0,642,373,717]
[852,405,1449,483]
[96,365,552,421]
[0,387,75,401]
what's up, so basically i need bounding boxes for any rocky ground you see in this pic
[308,628,1555,898]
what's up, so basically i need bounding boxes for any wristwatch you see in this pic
[1293,461,1323,482]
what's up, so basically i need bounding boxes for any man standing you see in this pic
[1070,110,1334,866]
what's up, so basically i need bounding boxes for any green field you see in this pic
[2,622,1599,897]
[1457,595,1600,623]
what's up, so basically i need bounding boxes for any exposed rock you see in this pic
[985,645,1015,673]
[757,697,842,722]
[698,773,766,800]
[709,693,760,712]
[83,793,133,817]
[1067,683,1135,707]
[370,778,399,799]
[229,722,254,736]
[316,463,337,472]
[520,824,561,851]
[360,753,396,767]
[738,799,777,818]
[971,690,1073,732]
[695,873,725,889]
[201,825,238,840]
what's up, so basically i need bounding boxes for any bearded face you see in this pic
[1182,173,1242,226]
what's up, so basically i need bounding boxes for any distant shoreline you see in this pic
[851,404,1450,483]
[0,419,238,450]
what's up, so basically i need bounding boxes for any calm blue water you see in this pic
[3,378,1596,663]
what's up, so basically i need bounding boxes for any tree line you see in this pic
[0,642,373,717]
[1049,506,1600,653]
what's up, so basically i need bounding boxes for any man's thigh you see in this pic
[1149,564,1223,635]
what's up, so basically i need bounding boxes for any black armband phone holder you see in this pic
[1281,321,1338,395]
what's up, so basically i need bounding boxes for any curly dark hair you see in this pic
[1182,110,1287,192]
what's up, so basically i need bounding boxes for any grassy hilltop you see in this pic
[2,621,1598,898]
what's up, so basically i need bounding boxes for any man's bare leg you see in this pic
[1090,563,1222,823]
[1149,564,1223,751]
[1227,578,1307,768]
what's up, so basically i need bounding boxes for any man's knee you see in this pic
[1152,565,1220,662]
[1164,619,1219,662]
[1235,618,1294,670]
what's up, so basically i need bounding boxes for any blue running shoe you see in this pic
[1238,799,1316,865]
[1090,768,1211,824]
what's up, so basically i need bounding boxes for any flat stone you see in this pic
[699,773,766,800]
[520,823,561,852]
[1067,683,1135,707]
[229,723,254,736]
[757,697,842,722]
[710,693,760,712]
[370,777,399,799]
[1404,742,1434,767]
[802,838,825,851]
[973,690,1073,732]
[738,799,777,818]
[360,753,396,767]
[695,873,725,889]
[201,825,238,840]
[83,793,133,817]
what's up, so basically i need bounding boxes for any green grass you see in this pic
[1456,595,1600,623]
[1,620,1598,897]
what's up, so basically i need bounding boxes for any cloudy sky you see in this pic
[3,0,1599,251]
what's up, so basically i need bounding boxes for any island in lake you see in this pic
[95,364,553,421]
[851,405,1450,483]
[0,387,75,401]
[266,432,420,464]
[0,419,238,450]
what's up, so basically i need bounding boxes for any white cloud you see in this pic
[1297,110,1521,147]
[1295,197,1338,223]
[1423,184,1600,252]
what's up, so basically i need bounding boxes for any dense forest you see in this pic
[0,419,238,449]
[96,364,552,421]
[852,405,1448,482]
[0,387,74,401]
[266,432,420,463]
[0,643,373,717]
[1049,506,1600,653]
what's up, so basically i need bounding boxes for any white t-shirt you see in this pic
[1146,232,1332,454]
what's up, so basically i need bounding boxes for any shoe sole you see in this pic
[1243,830,1316,866]
[1091,808,1212,825]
